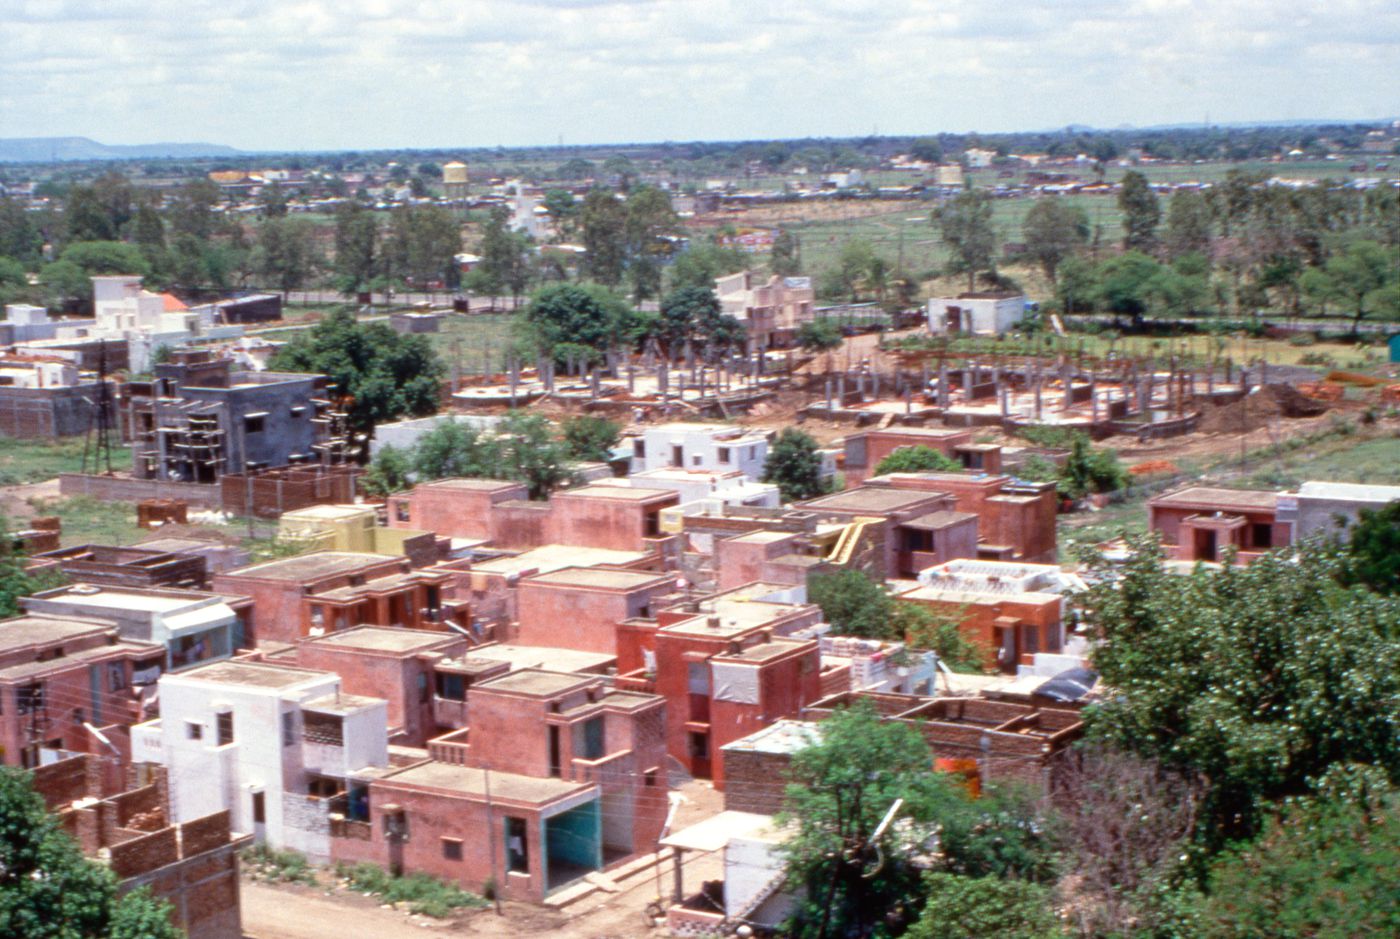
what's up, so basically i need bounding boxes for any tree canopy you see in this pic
[267,308,444,434]
[762,428,828,503]
[933,190,996,291]
[1079,536,1400,847]
[0,767,183,939]
[873,446,962,477]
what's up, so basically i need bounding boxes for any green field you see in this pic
[429,313,519,376]
[0,436,132,487]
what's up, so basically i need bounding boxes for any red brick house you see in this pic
[1147,486,1289,564]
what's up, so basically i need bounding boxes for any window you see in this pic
[691,455,702,466]
[689,732,709,759]
[217,711,234,746]
[282,711,295,746]
[644,769,659,788]
[686,662,711,695]
[505,817,528,873]
[1252,523,1273,549]
[303,712,344,746]
[633,440,645,458]
[717,447,730,465]
[243,414,266,434]
[16,684,43,714]
[417,673,430,704]
[251,791,265,825]
[394,500,411,523]
[186,720,203,741]
[579,717,605,760]
[441,837,463,861]
[436,673,466,701]
[107,662,127,692]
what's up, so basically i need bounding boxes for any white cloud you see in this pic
[0,0,1395,150]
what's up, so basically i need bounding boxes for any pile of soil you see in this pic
[1198,383,1330,434]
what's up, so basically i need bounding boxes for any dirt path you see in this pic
[0,478,60,522]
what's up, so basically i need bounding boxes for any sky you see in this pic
[2,0,1398,153]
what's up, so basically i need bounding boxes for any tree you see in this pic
[780,702,1054,939]
[252,216,319,296]
[656,285,744,363]
[1079,537,1400,847]
[910,137,944,164]
[332,202,379,294]
[667,242,747,292]
[59,240,150,278]
[411,420,500,481]
[1022,198,1089,282]
[579,188,627,286]
[1118,170,1162,253]
[820,239,880,302]
[809,570,895,640]
[1199,772,1400,939]
[360,444,412,498]
[1057,435,1127,500]
[519,282,635,368]
[383,205,461,287]
[559,415,621,463]
[493,412,575,499]
[933,190,996,291]
[0,196,44,266]
[0,256,27,304]
[907,874,1064,939]
[473,206,532,301]
[1342,499,1400,595]
[1094,250,1161,325]
[0,767,183,938]
[1164,190,1214,260]
[771,229,802,276]
[168,179,221,241]
[778,702,958,939]
[874,446,962,476]
[796,318,843,373]
[762,428,827,503]
[623,185,679,302]
[1053,745,1201,938]
[1300,239,1394,333]
[268,308,444,433]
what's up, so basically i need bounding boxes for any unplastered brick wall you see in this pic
[178,811,232,857]
[31,754,96,808]
[723,749,791,815]
[108,826,179,879]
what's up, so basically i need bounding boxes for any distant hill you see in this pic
[0,136,243,163]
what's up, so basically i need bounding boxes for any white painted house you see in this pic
[628,423,771,479]
[927,293,1028,336]
[132,660,388,861]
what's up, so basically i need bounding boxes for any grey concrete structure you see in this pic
[1280,481,1400,541]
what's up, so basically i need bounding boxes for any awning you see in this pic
[1035,667,1098,702]
[660,811,776,852]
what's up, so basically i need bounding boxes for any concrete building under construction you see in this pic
[121,350,351,482]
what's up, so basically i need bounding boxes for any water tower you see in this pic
[442,161,469,200]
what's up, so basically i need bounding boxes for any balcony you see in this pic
[614,669,656,695]
[432,695,468,729]
[427,728,471,765]
[571,749,631,786]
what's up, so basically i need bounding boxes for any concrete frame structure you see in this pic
[715,271,816,351]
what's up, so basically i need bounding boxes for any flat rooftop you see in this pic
[0,614,114,650]
[721,719,822,755]
[1150,487,1280,512]
[476,667,595,698]
[524,567,669,591]
[1296,481,1400,503]
[461,644,616,674]
[472,544,649,577]
[727,530,794,545]
[26,586,219,614]
[418,478,522,492]
[560,484,676,502]
[303,692,382,714]
[800,488,942,514]
[306,626,461,654]
[171,660,332,691]
[384,761,589,805]
[717,637,811,662]
[281,504,370,521]
[225,551,402,582]
[137,537,236,554]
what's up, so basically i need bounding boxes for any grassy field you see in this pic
[0,437,133,487]
[429,313,519,376]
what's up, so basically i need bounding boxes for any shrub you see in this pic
[242,844,317,884]
[336,862,488,918]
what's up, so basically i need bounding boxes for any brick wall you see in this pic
[60,474,223,509]
[722,749,791,815]
[108,826,179,878]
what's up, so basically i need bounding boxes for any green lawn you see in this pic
[429,313,520,376]
[0,437,132,487]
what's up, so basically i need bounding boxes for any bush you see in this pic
[874,445,962,476]
[242,844,317,884]
[1287,332,1316,346]
[336,862,488,917]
